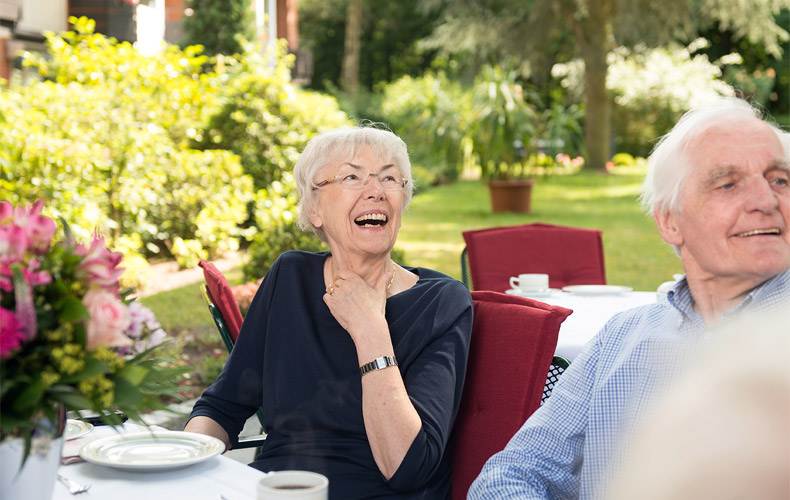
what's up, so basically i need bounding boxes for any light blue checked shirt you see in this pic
[468,271,790,500]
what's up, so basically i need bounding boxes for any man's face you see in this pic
[658,117,790,289]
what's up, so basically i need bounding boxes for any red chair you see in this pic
[198,260,266,449]
[461,222,606,291]
[450,291,573,500]
[198,259,244,343]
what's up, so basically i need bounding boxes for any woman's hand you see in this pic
[323,269,392,342]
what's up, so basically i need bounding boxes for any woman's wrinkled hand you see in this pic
[324,269,392,340]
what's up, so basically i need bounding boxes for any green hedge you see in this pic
[0,17,351,287]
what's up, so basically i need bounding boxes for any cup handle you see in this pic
[509,276,519,289]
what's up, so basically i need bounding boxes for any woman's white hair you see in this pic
[293,125,414,241]
[638,97,789,218]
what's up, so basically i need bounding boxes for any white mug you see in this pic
[509,273,549,292]
[257,470,329,500]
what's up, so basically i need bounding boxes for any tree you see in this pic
[340,0,363,94]
[181,0,255,57]
[299,0,438,91]
[423,0,790,170]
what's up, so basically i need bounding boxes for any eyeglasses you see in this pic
[314,170,408,191]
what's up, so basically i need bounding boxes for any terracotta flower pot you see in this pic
[488,179,536,213]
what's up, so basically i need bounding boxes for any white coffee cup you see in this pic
[509,273,549,293]
[257,470,328,500]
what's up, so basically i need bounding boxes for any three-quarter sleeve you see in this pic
[386,281,474,491]
[187,256,282,447]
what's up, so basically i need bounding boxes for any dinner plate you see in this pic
[79,430,224,471]
[562,285,633,296]
[65,419,93,440]
[506,288,559,298]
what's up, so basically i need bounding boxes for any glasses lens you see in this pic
[335,172,404,191]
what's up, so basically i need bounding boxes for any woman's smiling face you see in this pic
[308,146,405,260]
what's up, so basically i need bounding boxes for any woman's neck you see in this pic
[328,253,393,289]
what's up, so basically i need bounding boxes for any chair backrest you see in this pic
[450,291,573,500]
[462,222,606,291]
[198,262,267,435]
[198,259,244,342]
[542,355,570,405]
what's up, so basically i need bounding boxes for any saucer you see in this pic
[506,288,557,298]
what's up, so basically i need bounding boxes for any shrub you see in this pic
[552,39,736,157]
[243,172,326,281]
[380,71,473,183]
[2,17,350,285]
[194,43,350,190]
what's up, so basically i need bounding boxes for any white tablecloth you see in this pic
[535,290,658,361]
[54,424,264,500]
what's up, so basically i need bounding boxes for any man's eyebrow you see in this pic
[768,158,790,174]
[703,164,740,188]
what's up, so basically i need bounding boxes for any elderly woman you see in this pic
[185,126,474,499]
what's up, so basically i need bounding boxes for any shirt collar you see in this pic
[666,270,790,323]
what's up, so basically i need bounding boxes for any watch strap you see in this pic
[359,355,398,376]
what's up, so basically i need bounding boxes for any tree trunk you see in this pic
[577,0,614,171]
[341,0,362,95]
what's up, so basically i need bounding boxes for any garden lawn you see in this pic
[398,169,683,291]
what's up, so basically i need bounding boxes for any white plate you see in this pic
[562,285,633,296]
[506,288,559,298]
[79,430,224,471]
[65,419,93,440]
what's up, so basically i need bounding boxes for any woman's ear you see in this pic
[655,209,683,247]
[308,210,323,229]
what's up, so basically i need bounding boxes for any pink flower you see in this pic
[0,260,52,293]
[0,307,25,359]
[76,233,124,290]
[83,289,132,350]
[0,224,29,262]
[1,201,57,255]
[0,201,13,223]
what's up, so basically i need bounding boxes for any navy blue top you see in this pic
[190,251,474,499]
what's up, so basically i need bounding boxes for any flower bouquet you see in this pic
[0,200,185,462]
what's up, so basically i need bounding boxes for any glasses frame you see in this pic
[313,171,408,191]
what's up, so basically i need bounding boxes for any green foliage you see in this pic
[607,42,736,156]
[181,0,255,57]
[1,20,254,282]
[380,71,472,183]
[469,66,539,179]
[553,40,737,156]
[2,18,349,285]
[299,0,438,92]
[194,44,350,190]
[243,172,326,281]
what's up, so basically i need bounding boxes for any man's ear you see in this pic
[655,208,683,247]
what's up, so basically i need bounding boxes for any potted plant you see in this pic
[0,200,185,500]
[468,66,540,213]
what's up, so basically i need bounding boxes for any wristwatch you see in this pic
[359,355,398,376]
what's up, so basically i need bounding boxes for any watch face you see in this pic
[374,358,387,369]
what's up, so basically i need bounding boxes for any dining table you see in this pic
[508,286,659,361]
[54,423,265,500]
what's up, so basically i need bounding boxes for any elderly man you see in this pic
[468,97,790,500]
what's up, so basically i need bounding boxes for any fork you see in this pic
[57,474,91,495]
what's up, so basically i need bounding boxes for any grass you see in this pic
[398,169,682,291]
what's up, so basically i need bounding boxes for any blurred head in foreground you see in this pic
[608,309,790,500]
